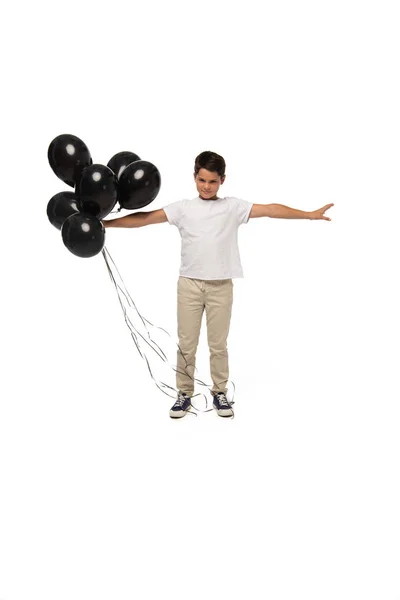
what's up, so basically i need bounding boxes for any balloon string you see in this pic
[102,248,211,414]
[102,247,223,412]
[101,246,236,414]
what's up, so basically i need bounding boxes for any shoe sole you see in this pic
[213,405,234,417]
[169,407,191,418]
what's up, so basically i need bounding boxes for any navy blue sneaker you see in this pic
[169,392,192,418]
[212,392,234,417]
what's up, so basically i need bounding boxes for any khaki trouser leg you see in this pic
[204,279,233,395]
[176,277,205,396]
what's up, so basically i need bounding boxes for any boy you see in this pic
[103,151,334,419]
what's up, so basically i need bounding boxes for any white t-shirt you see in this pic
[163,196,253,280]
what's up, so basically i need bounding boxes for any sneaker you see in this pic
[212,392,234,417]
[169,392,192,418]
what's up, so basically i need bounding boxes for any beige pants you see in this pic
[176,276,234,396]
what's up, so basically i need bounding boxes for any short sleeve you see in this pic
[234,197,253,225]
[163,200,184,228]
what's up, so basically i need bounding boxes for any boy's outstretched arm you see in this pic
[102,208,168,228]
[249,203,334,221]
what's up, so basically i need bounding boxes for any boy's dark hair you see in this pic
[194,151,226,178]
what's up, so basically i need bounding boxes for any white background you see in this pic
[1,1,399,599]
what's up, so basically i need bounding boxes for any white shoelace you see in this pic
[215,393,230,407]
[175,393,189,407]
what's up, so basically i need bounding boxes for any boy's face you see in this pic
[194,168,225,200]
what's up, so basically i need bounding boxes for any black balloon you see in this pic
[118,160,161,210]
[77,164,118,220]
[48,134,92,188]
[107,151,141,179]
[62,213,105,258]
[47,191,80,230]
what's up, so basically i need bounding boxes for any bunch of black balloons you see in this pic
[47,134,161,257]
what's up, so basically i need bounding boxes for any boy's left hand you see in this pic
[310,203,334,221]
